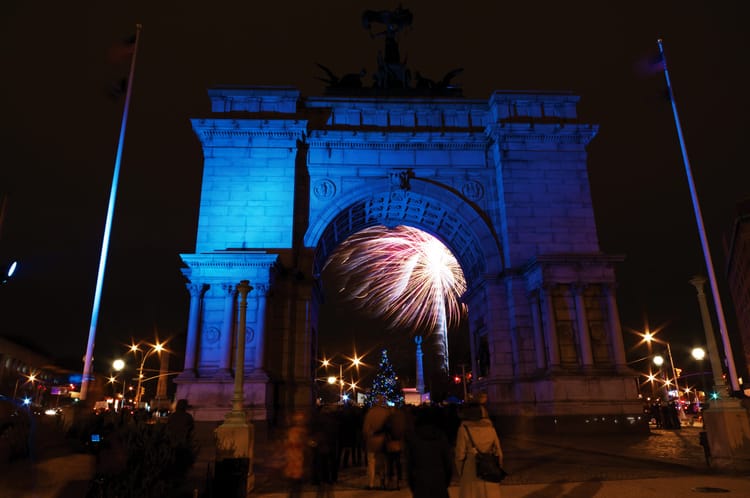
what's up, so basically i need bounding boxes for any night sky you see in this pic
[1,2,748,382]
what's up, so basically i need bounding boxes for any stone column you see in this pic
[415,336,425,393]
[540,286,561,371]
[572,284,594,370]
[529,291,547,371]
[215,280,255,493]
[253,285,268,375]
[218,283,237,378]
[153,350,170,411]
[603,284,628,371]
[690,275,750,470]
[181,283,205,377]
[689,276,727,397]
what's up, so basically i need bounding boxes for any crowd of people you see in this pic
[282,394,504,498]
[646,397,697,429]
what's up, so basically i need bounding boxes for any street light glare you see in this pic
[113,359,125,371]
[653,355,664,366]
[691,347,706,361]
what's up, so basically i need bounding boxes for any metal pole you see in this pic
[339,363,343,403]
[666,343,680,398]
[81,24,143,401]
[658,39,739,392]
[135,354,146,406]
[461,364,468,401]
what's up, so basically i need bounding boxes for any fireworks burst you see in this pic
[324,225,467,371]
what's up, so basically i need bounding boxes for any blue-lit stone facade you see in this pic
[177,86,645,432]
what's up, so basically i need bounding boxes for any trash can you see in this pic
[214,457,250,498]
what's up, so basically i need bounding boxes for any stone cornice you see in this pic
[191,118,307,146]
[485,122,598,145]
[181,252,279,280]
[307,130,487,151]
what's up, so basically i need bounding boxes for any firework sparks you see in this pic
[324,225,467,342]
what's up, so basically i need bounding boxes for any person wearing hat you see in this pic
[455,401,503,497]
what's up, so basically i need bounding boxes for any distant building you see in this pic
[724,199,750,381]
[0,336,78,405]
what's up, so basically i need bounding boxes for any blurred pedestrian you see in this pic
[285,410,311,498]
[311,405,339,498]
[338,401,360,469]
[385,406,407,490]
[362,395,390,489]
[406,406,452,498]
[167,399,194,444]
[167,399,195,470]
[455,402,503,498]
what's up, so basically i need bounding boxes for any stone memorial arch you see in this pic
[174,85,645,432]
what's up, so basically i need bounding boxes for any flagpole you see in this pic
[80,24,143,401]
[657,38,740,393]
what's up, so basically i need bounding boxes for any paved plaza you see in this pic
[2,415,749,497]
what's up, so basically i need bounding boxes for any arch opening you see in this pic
[316,224,472,404]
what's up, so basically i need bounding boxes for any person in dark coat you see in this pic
[167,399,196,471]
[311,405,339,498]
[385,406,407,490]
[406,406,453,498]
[167,399,194,444]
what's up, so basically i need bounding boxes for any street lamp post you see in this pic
[320,353,364,404]
[644,332,680,400]
[112,359,126,410]
[692,347,708,404]
[128,341,165,407]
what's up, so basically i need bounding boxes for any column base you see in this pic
[214,368,233,380]
[175,370,197,382]
[702,402,750,471]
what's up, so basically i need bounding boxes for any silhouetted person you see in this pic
[167,399,194,444]
[385,406,407,490]
[363,395,390,489]
[406,406,453,498]
[338,402,360,469]
[311,406,339,498]
[167,399,195,470]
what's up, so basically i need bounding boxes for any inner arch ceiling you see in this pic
[310,184,503,286]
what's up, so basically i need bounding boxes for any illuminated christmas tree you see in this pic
[367,349,404,407]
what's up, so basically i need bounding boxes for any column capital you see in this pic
[570,282,588,295]
[689,275,708,293]
[186,282,207,298]
[221,283,237,296]
[601,282,618,295]
[253,283,269,296]
[541,282,559,292]
[237,279,253,296]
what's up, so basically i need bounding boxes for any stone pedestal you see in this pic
[702,400,750,471]
[215,418,255,494]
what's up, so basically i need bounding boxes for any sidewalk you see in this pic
[252,425,750,498]
[2,417,750,498]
